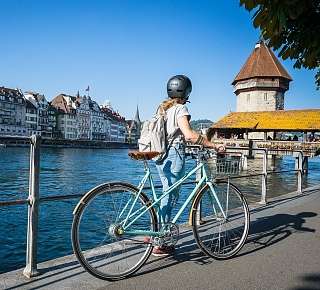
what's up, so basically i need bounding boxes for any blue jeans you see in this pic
[156,143,185,224]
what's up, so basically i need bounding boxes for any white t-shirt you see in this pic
[165,104,191,144]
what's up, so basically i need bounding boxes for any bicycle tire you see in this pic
[72,182,158,280]
[192,180,249,259]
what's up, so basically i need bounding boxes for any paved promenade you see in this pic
[1,186,320,290]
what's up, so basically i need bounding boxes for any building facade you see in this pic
[51,94,77,139]
[0,87,27,136]
[0,86,128,142]
[101,105,126,142]
[48,103,59,138]
[25,99,38,136]
[75,95,91,140]
[90,100,105,140]
[51,94,127,142]
[24,91,54,137]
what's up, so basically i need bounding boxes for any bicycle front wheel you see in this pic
[192,180,249,259]
[72,182,158,280]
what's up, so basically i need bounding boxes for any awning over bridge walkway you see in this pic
[210,109,320,132]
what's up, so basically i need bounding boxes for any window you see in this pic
[247,94,250,103]
[264,93,267,101]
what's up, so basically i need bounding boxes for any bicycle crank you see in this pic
[153,223,179,247]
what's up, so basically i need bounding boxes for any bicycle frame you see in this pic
[120,159,226,237]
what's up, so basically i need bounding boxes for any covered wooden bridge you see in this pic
[207,109,320,159]
[209,109,320,140]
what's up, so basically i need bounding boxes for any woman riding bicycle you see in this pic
[153,74,225,256]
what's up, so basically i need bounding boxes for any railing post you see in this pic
[259,149,267,205]
[23,135,41,278]
[297,152,303,194]
[241,154,248,170]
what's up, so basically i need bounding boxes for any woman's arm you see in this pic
[177,116,225,152]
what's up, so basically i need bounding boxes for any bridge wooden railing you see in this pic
[211,139,320,157]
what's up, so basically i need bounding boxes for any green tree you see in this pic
[240,0,320,88]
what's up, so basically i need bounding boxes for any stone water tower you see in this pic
[232,41,292,112]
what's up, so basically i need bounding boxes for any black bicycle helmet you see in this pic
[167,75,192,100]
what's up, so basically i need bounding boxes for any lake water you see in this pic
[0,147,319,273]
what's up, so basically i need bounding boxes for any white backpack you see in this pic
[138,107,167,160]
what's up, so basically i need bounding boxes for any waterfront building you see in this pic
[51,94,77,139]
[25,99,38,136]
[126,106,141,143]
[74,95,91,140]
[24,91,53,138]
[100,105,126,142]
[0,87,27,136]
[0,86,128,142]
[48,103,59,138]
[233,41,292,112]
[90,99,105,140]
[100,107,112,141]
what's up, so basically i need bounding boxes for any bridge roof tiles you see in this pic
[212,109,320,131]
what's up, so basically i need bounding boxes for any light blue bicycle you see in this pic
[71,147,250,280]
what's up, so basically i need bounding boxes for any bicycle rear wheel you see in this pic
[192,180,249,259]
[72,182,157,280]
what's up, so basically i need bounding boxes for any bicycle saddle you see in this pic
[128,151,160,160]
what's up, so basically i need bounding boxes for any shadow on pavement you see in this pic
[134,211,317,278]
[239,211,316,257]
[290,273,320,290]
[3,211,317,289]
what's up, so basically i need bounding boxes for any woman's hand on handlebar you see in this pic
[216,143,226,153]
[205,142,226,153]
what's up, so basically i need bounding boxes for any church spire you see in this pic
[134,105,141,124]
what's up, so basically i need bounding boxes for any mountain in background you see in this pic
[190,119,213,132]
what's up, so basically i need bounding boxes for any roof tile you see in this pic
[212,109,320,131]
[232,42,292,85]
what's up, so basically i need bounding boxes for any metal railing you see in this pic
[220,147,304,205]
[0,137,309,278]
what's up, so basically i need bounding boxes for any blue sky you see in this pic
[1,0,318,121]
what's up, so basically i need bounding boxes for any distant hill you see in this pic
[190,119,213,131]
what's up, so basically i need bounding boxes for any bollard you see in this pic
[259,149,267,204]
[23,135,41,278]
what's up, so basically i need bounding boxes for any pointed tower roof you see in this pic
[232,41,292,85]
[134,105,141,124]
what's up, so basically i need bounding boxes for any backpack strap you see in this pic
[156,105,182,163]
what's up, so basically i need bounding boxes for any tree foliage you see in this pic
[240,0,320,89]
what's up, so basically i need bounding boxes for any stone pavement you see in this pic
[1,186,320,290]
